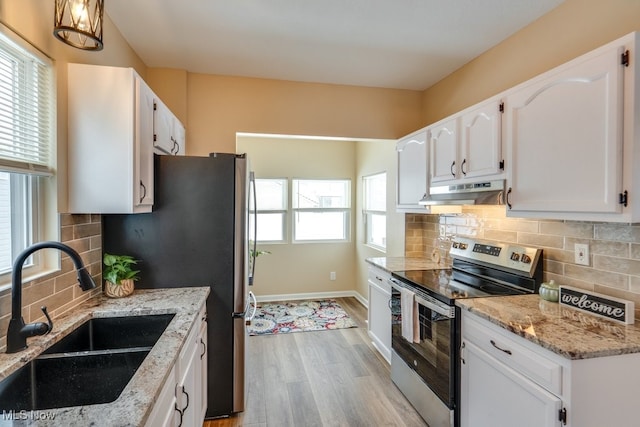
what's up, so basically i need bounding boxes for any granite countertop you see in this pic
[457,294,640,360]
[366,256,447,273]
[0,287,209,426]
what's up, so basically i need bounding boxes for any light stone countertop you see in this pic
[0,287,209,427]
[457,294,640,360]
[365,256,447,273]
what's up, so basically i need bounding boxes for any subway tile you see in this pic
[517,233,563,249]
[593,255,640,276]
[543,248,575,264]
[22,280,55,307]
[65,237,91,255]
[629,276,640,294]
[564,264,628,290]
[631,244,640,260]
[543,259,564,275]
[544,272,594,291]
[27,288,74,322]
[565,238,629,258]
[595,224,640,243]
[60,225,74,242]
[483,229,518,243]
[74,222,101,239]
[540,221,594,238]
[497,218,539,233]
[62,214,91,226]
[54,270,79,293]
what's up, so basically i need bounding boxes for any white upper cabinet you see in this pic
[460,99,504,180]
[429,117,459,183]
[67,64,155,214]
[396,127,428,211]
[430,98,504,185]
[66,64,185,214]
[154,98,186,155]
[505,32,640,221]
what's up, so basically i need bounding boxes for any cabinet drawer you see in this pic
[368,267,391,293]
[463,313,562,395]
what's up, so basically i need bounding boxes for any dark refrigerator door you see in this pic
[103,153,241,418]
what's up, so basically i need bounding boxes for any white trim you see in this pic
[254,290,368,308]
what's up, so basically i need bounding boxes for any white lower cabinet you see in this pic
[146,306,207,427]
[145,364,179,427]
[198,318,208,422]
[461,309,640,427]
[367,265,392,363]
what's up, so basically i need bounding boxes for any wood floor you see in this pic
[203,297,427,427]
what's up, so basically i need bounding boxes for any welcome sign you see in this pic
[559,286,635,325]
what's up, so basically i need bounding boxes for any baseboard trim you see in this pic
[255,290,368,308]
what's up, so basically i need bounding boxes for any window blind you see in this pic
[0,25,53,176]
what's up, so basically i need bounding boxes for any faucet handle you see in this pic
[40,306,53,335]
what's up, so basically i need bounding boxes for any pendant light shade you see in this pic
[54,0,104,51]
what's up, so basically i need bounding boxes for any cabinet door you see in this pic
[198,317,208,421]
[135,78,155,207]
[367,268,392,363]
[144,365,178,427]
[460,340,562,427]
[154,99,175,154]
[173,119,186,155]
[176,328,200,427]
[461,100,503,180]
[396,129,428,210]
[430,118,459,183]
[506,44,624,214]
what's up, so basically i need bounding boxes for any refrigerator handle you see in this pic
[249,171,257,286]
[245,291,257,325]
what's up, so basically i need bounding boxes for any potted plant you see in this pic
[103,253,140,298]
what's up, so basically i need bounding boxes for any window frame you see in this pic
[363,172,387,252]
[251,178,288,244]
[0,23,56,289]
[291,178,351,244]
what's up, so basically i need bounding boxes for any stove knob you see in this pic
[521,254,532,264]
[510,252,520,261]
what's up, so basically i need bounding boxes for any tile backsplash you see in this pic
[0,214,102,351]
[406,206,640,316]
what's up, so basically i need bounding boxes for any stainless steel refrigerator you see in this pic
[102,153,256,419]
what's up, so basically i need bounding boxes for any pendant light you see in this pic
[53,0,104,51]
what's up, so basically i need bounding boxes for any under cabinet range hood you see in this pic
[419,180,506,206]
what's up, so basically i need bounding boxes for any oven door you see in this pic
[390,280,456,409]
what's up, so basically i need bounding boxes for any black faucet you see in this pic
[6,241,97,353]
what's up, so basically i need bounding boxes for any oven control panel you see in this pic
[450,237,541,275]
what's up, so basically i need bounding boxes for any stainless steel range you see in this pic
[389,237,542,427]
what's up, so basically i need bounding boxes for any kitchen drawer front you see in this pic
[463,312,563,395]
[368,266,391,292]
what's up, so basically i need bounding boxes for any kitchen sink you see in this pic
[0,313,175,410]
[43,313,175,354]
[0,350,149,410]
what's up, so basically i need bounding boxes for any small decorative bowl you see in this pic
[539,280,559,302]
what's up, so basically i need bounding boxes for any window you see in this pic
[0,24,54,283]
[292,179,350,242]
[250,178,287,243]
[363,172,386,250]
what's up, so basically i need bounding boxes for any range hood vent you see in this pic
[419,180,505,206]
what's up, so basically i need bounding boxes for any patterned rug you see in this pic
[246,299,357,336]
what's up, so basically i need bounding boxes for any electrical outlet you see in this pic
[575,243,589,266]
[330,271,336,281]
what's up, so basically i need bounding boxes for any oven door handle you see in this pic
[389,278,453,318]
[415,295,453,318]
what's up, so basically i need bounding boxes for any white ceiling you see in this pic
[106,0,564,91]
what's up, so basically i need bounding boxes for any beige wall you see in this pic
[186,74,423,155]
[0,1,146,350]
[421,0,640,124]
[355,140,405,300]
[237,135,358,298]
